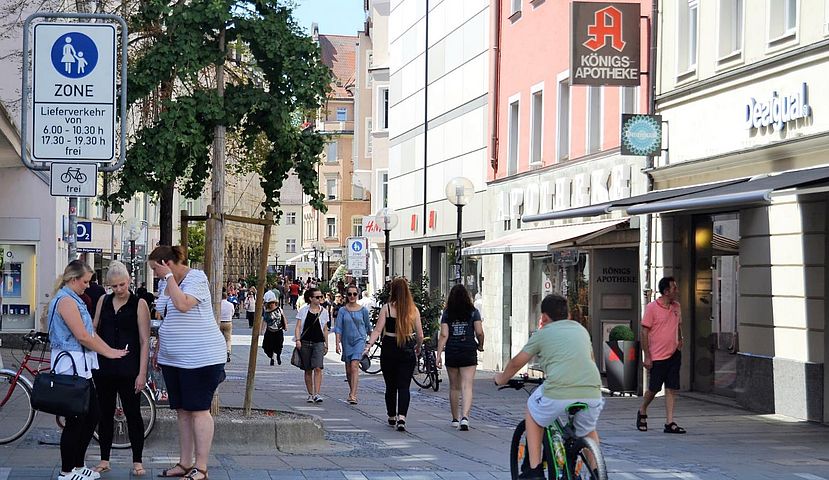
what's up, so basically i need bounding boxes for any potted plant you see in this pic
[603,324,639,394]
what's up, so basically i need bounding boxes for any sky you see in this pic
[291,0,366,36]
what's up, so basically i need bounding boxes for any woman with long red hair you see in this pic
[364,278,424,431]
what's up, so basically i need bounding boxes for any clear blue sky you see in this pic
[291,0,366,36]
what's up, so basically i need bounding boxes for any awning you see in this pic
[626,165,829,215]
[285,252,311,265]
[462,218,628,256]
[522,179,746,222]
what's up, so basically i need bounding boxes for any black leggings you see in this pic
[380,340,416,418]
[61,383,100,472]
[95,375,144,462]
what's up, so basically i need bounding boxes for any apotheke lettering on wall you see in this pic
[744,83,811,132]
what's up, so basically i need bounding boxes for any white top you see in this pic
[51,348,99,379]
[295,305,330,337]
[358,297,376,309]
[220,299,234,322]
[157,269,227,369]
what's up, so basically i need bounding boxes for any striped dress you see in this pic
[157,269,226,369]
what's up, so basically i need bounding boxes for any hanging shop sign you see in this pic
[571,2,641,86]
[620,114,662,156]
[744,82,812,132]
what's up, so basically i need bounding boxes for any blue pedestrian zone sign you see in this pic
[51,32,98,79]
[351,241,363,253]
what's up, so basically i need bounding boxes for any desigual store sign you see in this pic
[744,82,812,132]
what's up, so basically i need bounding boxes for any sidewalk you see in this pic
[2,308,829,479]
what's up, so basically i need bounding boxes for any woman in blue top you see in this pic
[333,285,373,404]
[48,260,127,480]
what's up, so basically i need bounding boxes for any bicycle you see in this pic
[60,166,87,183]
[500,376,607,480]
[412,336,440,392]
[359,339,382,374]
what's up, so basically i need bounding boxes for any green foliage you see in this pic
[187,224,206,265]
[609,325,635,342]
[371,274,445,340]
[109,0,331,218]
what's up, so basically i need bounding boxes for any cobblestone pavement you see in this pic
[2,307,829,479]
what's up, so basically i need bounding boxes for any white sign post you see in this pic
[346,237,368,275]
[32,23,116,162]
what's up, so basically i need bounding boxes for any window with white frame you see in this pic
[530,88,543,165]
[326,141,338,163]
[326,217,337,238]
[366,50,374,87]
[678,0,699,74]
[507,98,520,175]
[587,87,602,154]
[95,197,106,220]
[769,0,798,41]
[186,200,194,214]
[336,107,347,122]
[379,170,389,207]
[286,212,297,225]
[286,239,297,253]
[366,118,373,157]
[511,0,521,16]
[78,198,90,218]
[621,86,638,114]
[378,87,389,130]
[718,0,743,59]
[352,216,363,236]
[557,78,570,160]
[326,177,337,200]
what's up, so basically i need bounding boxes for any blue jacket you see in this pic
[48,286,94,352]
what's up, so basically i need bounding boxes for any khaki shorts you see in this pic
[526,386,604,437]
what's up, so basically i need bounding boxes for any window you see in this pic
[530,87,543,165]
[326,177,337,200]
[78,198,89,218]
[326,141,338,163]
[95,198,106,220]
[352,217,363,237]
[378,87,389,130]
[587,86,602,154]
[557,77,570,160]
[286,239,297,253]
[718,0,743,59]
[507,98,520,175]
[326,217,337,238]
[336,107,347,122]
[510,0,521,16]
[366,50,374,87]
[621,86,638,114]
[769,0,798,41]
[678,0,699,74]
[186,200,194,213]
[366,118,373,157]
[286,212,297,225]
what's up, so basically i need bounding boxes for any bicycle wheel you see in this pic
[429,350,440,392]
[0,373,36,445]
[412,350,432,389]
[509,420,528,480]
[569,436,607,480]
[94,388,157,449]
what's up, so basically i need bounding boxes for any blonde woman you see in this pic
[91,261,151,476]
[48,260,127,480]
[364,278,424,431]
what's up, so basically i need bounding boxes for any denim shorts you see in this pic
[161,363,226,411]
[526,386,604,437]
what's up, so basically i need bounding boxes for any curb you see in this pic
[146,407,325,451]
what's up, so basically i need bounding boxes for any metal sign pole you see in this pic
[68,197,77,261]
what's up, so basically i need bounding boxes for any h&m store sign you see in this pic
[744,82,812,133]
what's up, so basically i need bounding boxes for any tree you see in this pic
[106,0,330,240]
[371,275,445,341]
[187,224,206,266]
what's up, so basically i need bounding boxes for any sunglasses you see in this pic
[313,295,323,299]
[347,292,359,297]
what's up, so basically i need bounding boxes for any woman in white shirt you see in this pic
[294,287,330,403]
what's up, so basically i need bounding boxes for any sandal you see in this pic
[133,463,146,476]
[348,396,358,404]
[183,467,208,480]
[663,422,686,434]
[93,463,111,473]
[636,410,648,432]
[157,463,192,478]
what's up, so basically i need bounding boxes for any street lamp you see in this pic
[126,219,147,290]
[312,240,326,280]
[445,177,474,284]
[375,208,398,281]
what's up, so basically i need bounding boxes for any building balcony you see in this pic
[317,120,354,134]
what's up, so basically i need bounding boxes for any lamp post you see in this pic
[312,241,326,280]
[126,219,146,290]
[375,208,398,281]
[324,251,331,282]
[445,177,474,285]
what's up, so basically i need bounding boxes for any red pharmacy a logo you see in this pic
[583,6,626,52]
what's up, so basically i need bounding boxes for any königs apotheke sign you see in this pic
[571,2,641,87]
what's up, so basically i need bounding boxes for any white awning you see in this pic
[462,218,628,256]
[285,252,311,265]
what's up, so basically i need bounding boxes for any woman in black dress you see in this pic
[261,291,287,365]
[91,261,151,476]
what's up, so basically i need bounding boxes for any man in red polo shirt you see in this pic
[636,276,686,434]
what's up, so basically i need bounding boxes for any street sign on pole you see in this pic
[346,237,368,272]
[50,163,97,196]
[32,23,116,162]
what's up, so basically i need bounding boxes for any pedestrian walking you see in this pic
[276,281,287,308]
[436,284,484,431]
[364,278,424,432]
[262,290,287,366]
[244,286,257,328]
[294,287,330,403]
[90,261,151,477]
[637,276,686,434]
[288,280,300,309]
[48,260,128,480]
[220,292,234,363]
[333,285,372,404]
[148,246,226,480]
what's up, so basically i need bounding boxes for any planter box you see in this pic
[603,340,639,394]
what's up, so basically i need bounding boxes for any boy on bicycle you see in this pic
[494,294,604,479]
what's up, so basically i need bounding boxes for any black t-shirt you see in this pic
[96,293,141,378]
[441,308,481,351]
[301,310,325,343]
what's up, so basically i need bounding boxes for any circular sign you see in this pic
[350,241,363,252]
[622,115,661,156]
[51,32,98,79]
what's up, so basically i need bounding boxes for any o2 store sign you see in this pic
[744,82,811,132]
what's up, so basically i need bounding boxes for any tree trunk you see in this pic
[159,180,175,246]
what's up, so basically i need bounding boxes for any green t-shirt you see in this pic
[522,320,601,400]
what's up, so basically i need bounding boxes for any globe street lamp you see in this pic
[312,241,326,280]
[375,208,398,281]
[445,177,474,284]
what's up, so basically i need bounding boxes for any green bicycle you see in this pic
[500,376,607,480]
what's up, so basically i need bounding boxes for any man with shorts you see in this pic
[636,276,686,434]
[495,294,603,479]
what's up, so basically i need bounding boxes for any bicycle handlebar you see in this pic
[23,330,50,347]
[497,376,543,390]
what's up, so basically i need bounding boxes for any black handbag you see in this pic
[290,348,304,370]
[31,350,92,417]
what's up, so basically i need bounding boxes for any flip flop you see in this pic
[636,410,648,431]
[133,464,146,476]
[664,422,686,434]
[93,464,111,474]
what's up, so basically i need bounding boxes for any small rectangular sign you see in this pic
[76,221,92,242]
[50,163,97,197]
[620,114,662,156]
[571,2,641,86]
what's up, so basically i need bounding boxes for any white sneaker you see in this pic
[57,473,88,480]
[450,418,460,428]
[75,467,100,479]
[313,394,323,403]
[306,394,314,403]
[459,417,469,431]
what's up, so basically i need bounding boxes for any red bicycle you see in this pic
[0,331,53,444]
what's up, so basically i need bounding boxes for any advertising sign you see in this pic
[620,114,662,156]
[76,221,92,242]
[571,2,641,86]
[361,216,384,238]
